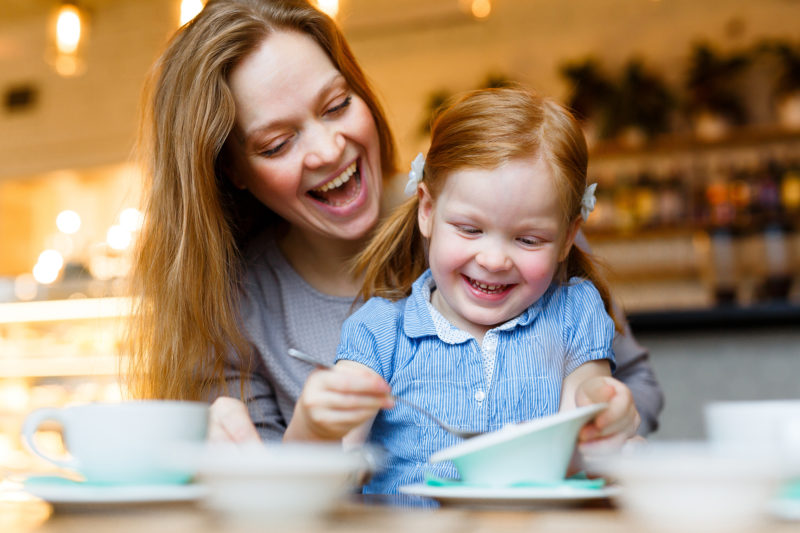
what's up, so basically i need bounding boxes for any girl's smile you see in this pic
[419,155,579,342]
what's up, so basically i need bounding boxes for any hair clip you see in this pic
[404,153,426,197]
[581,183,597,221]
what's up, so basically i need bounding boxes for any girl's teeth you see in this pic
[471,279,506,292]
[313,162,357,193]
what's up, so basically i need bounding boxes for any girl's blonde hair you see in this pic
[355,86,619,328]
[127,0,397,400]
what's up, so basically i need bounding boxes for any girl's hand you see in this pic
[575,376,640,453]
[208,396,261,443]
[284,361,394,442]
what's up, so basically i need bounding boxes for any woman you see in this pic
[127,0,662,442]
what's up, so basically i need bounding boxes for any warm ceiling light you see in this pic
[471,0,491,19]
[180,0,204,26]
[55,3,82,55]
[107,225,132,251]
[119,208,144,232]
[56,210,81,234]
[314,0,339,19]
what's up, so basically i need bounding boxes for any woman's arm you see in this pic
[210,336,302,442]
[208,396,260,442]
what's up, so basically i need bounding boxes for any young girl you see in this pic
[284,87,640,493]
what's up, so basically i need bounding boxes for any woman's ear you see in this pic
[417,184,434,239]
[560,216,583,262]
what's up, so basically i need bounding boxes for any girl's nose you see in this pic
[476,245,512,272]
[303,121,345,169]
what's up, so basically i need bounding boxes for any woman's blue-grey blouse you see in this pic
[335,269,615,494]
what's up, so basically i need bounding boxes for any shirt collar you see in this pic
[402,270,440,340]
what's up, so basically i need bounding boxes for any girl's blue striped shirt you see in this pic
[335,269,615,494]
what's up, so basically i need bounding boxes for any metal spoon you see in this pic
[288,348,483,439]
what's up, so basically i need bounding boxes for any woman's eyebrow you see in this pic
[242,73,347,146]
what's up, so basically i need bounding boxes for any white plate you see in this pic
[23,476,207,508]
[399,483,620,509]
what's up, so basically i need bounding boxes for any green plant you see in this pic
[418,89,452,136]
[773,42,800,96]
[560,58,614,124]
[684,43,751,124]
[607,59,675,138]
[560,57,674,140]
[418,74,516,137]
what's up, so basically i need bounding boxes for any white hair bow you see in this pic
[404,153,426,197]
[581,183,597,221]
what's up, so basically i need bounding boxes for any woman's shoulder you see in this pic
[346,295,405,326]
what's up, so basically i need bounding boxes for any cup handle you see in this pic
[21,408,80,472]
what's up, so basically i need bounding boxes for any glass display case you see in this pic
[0,298,128,475]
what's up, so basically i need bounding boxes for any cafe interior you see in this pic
[1,0,799,530]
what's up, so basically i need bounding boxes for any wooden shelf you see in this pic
[590,126,800,160]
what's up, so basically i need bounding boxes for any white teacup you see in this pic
[22,400,209,485]
[705,400,800,452]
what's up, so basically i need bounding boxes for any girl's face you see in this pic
[227,31,382,243]
[418,156,580,339]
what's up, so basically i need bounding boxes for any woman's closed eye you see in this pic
[260,135,294,157]
[257,95,352,158]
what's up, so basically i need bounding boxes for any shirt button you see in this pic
[474,390,485,402]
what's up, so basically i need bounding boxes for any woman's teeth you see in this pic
[313,161,357,193]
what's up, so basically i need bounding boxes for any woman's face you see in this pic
[227,31,382,243]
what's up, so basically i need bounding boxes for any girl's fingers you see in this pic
[311,366,391,396]
[578,378,640,442]
[580,400,640,441]
[306,389,393,411]
[577,431,629,455]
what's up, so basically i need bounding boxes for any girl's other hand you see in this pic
[208,396,261,443]
[575,376,640,453]
[285,361,394,442]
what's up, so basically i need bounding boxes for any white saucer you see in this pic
[398,483,619,508]
[770,497,800,521]
[23,476,207,508]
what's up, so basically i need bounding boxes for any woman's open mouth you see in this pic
[307,160,361,207]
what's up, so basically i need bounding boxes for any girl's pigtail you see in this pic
[565,246,623,332]
[353,197,428,301]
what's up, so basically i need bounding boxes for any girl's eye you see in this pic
[325,94,352,116]
[518,236,542,246]
[455,225,481,235]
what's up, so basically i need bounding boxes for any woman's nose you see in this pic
[303,121,345,169]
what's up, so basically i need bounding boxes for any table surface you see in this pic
[2,492,797,533]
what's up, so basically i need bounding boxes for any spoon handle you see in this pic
[287,348,479,439]
[287,348,331,368]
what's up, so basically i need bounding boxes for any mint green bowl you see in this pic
[429,403,606,487]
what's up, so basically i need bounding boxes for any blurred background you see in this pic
[1,0,799,473]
